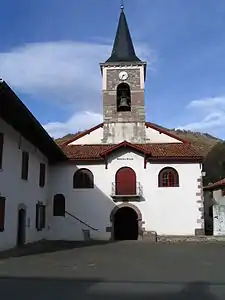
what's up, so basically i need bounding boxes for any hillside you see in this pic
[168,129,221,156]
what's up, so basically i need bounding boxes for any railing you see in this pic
[65,211,99,231]
[111,182,143,197]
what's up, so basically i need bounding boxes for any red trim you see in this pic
[148,157,203,163]
[145,122,189,144]
[61,123,104,146]
[100,141,148,157]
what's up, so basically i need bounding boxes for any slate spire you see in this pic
[105,5,141,63]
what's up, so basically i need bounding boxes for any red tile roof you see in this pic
[204,178,225,190]
[60,142,203,161]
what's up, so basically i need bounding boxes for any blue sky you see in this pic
[1,0,225,138]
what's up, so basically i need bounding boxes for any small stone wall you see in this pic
[142,233,225,243]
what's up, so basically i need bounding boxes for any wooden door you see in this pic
[17,209,26,246]
[116,167,136,195]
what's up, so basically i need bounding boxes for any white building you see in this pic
[0,7,204,251]
[204,179,225,235]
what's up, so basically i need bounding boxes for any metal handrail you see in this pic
[65,211,98,231]
[111,182,143,196]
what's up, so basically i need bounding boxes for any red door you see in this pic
[116,167,136,195]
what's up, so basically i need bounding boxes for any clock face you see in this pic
[119,71,128,81]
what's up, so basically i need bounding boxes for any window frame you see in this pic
[36,202,46,231]
[21,151,29,180]
[0,133,4,170]
[158,167,179,188]
[0,197,6,232]
[39,163,46,188]
[221,188,225,197]
[73,169,94,189]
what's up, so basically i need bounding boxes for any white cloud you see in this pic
[0,41,152,111]
[187,96,225,109]
[177,96,225,131]
[43,111,103,139]
[0,41,153,137]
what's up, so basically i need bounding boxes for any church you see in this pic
[0,6,204,251]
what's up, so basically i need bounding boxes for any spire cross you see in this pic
[121,0,124,10]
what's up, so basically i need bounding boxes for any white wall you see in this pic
[0,118,49,251]
[145,126,182,143]
[212,189,225,204]
[69,127,103,145]
[48,148,202,240]
[68,123,182,145]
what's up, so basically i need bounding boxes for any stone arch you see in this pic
[18,203,27,210]
[110,203,144,240]
[116,82,131,112]
[110,203,142,222]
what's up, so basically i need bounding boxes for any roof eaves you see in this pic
[0,81,66,163]
[100,140,148,157]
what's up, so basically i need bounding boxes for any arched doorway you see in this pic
[113,207,138,240]
[116,167,136,195]
[17,208,26,246]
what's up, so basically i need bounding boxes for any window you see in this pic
[21,151,29,180]
[158,167,179,187]
[0,133,3,169]
[73,169,94,189]
[36,202,46,231]
[53,194,65,216]
[39,163,46,187]
[0,197,5,232]
[117,83,131,112]
[222,188,225,197]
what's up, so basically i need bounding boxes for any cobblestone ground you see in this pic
[0,240,225,299]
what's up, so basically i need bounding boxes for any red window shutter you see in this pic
[0,197,6,232]
[116,167,136,195]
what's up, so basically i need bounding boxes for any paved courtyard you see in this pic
[0,240,225,299]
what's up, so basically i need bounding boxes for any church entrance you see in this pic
[113,207,139,240]
[17,208,26,246]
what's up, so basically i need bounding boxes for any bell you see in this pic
[119,96,129,108]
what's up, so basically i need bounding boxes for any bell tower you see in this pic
[100,5,147,144]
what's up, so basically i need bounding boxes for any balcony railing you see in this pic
[111,182,143,200]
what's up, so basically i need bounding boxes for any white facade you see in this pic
[0,118,49,251]
[69,124,183,145]
[0,113,204,251]
[48,147,203,241]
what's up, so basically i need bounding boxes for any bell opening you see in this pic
[117,83,131,112]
